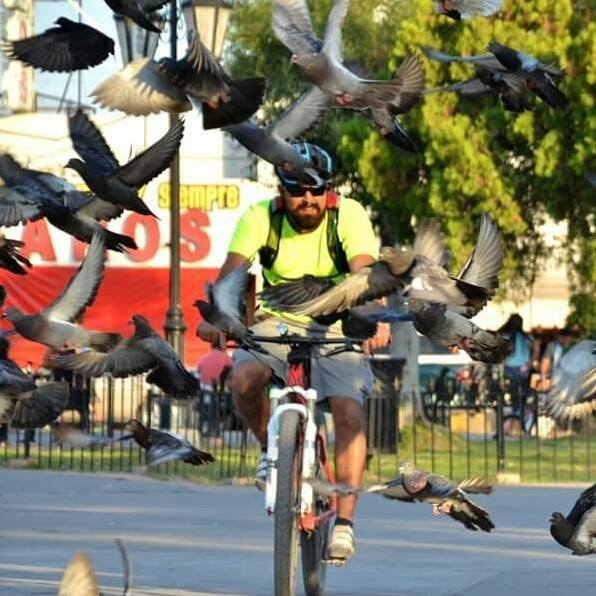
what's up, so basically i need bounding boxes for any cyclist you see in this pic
[197,142,390,564]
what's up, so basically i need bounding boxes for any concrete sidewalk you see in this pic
[0,469,593,595]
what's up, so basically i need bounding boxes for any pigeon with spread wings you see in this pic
[2,234,121,352]
[274,0,424,113]
[435,0,502,20]
[51,315,199,398]
[545,340,596,422]
[66,110,184,217]
[262,213,503,319]
[1,17,114,72]
[366,460,495,532]
[92,32,265,129]
[103,0,168,33]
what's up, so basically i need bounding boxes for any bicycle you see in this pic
[241,324,362,596]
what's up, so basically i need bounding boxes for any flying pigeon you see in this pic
[1,18,114,72]
[273,0,424,113]
[261,213,504,319]
[51,315,199,398]
[2,233,122,352]
[193,262,253,343]
[423,44,567,109]
[0,234,31,275]
[66,110,184,217]
[0,349,69,428]
[550,483,596,555]
[125,418,214,466]
[435,0,502,20]
[92,32,266,129]
[103,0,168,33]
[545,340,596,422]
[0,154,137,253]
[366,460,495,532]
[427,64,532,112]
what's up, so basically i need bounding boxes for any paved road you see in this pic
[0,470,592,595]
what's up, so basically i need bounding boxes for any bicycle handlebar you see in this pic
[249,334,362,347]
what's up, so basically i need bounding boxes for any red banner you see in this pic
[0,266,218,369]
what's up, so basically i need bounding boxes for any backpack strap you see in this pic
[258,197,285,271]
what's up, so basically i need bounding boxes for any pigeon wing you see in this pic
[322,0,350,62]
[0,359,36,394]
[413,219,448,266]
[273,0,323,56]
[114,119,184,188]
[11,382,69,429]
[68,110,120,175]
[272,86,329,140]
[91,58,191,116]
[58,551,100,596]
[44,233,105,322]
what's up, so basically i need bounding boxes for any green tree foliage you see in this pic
[226,0,595,331]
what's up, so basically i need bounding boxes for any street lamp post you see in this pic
[164,0,233,358]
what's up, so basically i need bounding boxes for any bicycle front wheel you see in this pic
[274,410,302,596]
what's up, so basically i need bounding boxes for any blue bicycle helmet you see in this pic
[276,142,334,188]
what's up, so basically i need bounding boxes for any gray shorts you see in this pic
[232,317,374,406]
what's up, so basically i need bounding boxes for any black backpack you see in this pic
[258,192,350,279]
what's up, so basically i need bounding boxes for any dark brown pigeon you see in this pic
[1,18,114,72]
[550,483,596,555]
[125,418,214,466]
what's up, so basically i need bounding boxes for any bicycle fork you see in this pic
[264,386,319,516]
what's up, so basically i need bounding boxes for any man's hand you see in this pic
[196,321,227,349]
[363,322,391,355]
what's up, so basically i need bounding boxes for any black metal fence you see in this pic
[0,363,593,484]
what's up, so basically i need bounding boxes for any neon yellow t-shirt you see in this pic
[228,197,379,324]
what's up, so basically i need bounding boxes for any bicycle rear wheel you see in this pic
[274,410,302,596]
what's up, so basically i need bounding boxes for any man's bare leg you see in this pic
[328,396,366,521]
[230,360,271,447]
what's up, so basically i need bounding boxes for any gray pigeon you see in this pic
[224,86,330,186]
[427,64,532,112]
[125,418,214,466]
[545,340,596,422]
[435,0,502,20]
[423,44,567,109]
[92,32,265,129]
[193,262,254,343]
[51,315,199,398]
[550,483,596,555]
[274,0,424,113]
[66,111,184,217]
[103,0,167,33]
[1,17,114,72]
[0,154,136,253]
[261,214,503,319]
[366,460,495,532]
[2,233,121,352]
[488,42,568,109]
[0,234,31,275]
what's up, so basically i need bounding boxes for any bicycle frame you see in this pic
[264,359,338,533]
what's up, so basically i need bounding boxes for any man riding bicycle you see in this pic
[197,142,390,565]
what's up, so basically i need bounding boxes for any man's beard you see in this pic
[287,204,325,232]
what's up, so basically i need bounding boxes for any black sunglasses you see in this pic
[283,184,327,197]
